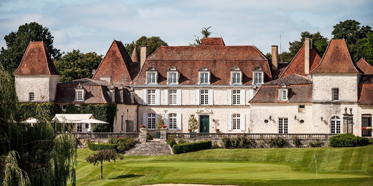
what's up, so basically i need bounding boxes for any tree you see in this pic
[0,66,77,186]
[288,31,328,58]
[54,50,103,82]
[190,26,212,46]
[0,22,61,74]
[354,32,373,65]
[155,114,164,131]
[125,36,168,57]
[188,114,198,132]
[86,149,123,179]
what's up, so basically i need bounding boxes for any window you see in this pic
[233,114,241,130]
[332,88,339,101]
[168,72,177,84]
[200,72,209,84]
[147,113,156,129]
[147,90,156,105]
[298,105,305,112]
[253,67,264,85]
[147,72,156,84]
[279,118,288,133]
[232,90,240,105]
[331,116,340,134]
[85,124,89,129]
[77,91,84,101]
[231,72,241,85]
[200,90,209,105]
[362,115,372,137]
[77,124,82,132]
[169,113,177,129]
[168,90,177,105]
[278,85,288,101]
[29,92,34,101]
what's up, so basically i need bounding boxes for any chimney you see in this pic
[140,46,148,69]
[271,45,278,70]
[304,38,311,75]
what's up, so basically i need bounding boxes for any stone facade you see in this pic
[15,75,59,102]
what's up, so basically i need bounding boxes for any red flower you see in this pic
[140,124,146,128]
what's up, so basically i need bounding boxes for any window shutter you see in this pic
[177,113,182,130]
[240,89,246,105]
[155,89,160,105]
[240,113,246,130]
[248,89,254,101]
[164,89,168,105]
[142,89,147,105]
[195,89,200,105]
[164,113,168,127]
[208,89,213,105]
[227,89,232,105]
[177,89,181,105]
[227,114,232,131]
[142,113,147,127]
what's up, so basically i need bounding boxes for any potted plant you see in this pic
[140,124,146,129]
[161,124,167,129]
[155,115,164,138]
[188,114,198,138]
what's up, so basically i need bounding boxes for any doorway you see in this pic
[199,115,209,133]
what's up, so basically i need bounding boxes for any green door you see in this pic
[200,115,210,133]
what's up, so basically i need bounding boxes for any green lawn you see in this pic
[72,145,373,186]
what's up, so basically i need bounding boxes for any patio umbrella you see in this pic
[78,118,109,124]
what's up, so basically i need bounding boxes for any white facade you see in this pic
[15,75,59,102]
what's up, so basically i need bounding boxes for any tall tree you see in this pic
[54,50,103,82]
[0,66,77,186]
[190,26,212,46]
[0,22,61,74]
[125,36,168,58]
[288,31,328,58]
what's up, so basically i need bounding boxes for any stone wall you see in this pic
[15,75,57,102]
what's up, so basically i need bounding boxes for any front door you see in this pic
[200,115,209,133]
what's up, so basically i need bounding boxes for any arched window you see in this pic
[331,116,340,134]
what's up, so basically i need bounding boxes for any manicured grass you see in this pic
[71,145,373,186]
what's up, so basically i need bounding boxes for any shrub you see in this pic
[309,140,323,147]
[117,137,137,152]
[108,137,118,144]
[222,137,230,148]
[329,133,369,147]
[369,138,373,144]
[292,136,302,147]
[172,140,212,154]
[177,138,187,144]
[146,132,153,140]
[269,136,286,148]
[88,143,117,151]
[166,137,177,147]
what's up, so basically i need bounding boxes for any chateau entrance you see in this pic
[199,115,209,133]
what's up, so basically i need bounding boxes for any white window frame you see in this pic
[168,89,177,105]
[198,68,210,85]
[278,89,288,101]
[253,68,264,85]
[200,90,209,105]
[332,88,339,101]
[331,116,341,134]
[167,71,179,85]
[231,72,242,85]
[147,113,156,130]
[232,90,241,105]
[168,113,177,130]
[146,71,157,84]
[232,114,241,130]
[76,90,84,101]
[279,118,288,134]
[29,92,34,101]
[147,89,156,105]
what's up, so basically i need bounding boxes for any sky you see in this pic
[0,0,372,56]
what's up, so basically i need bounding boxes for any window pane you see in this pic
[29,92,34,101]
[232,90,240,105]
[169,90,177,105]
[200,90,209,105]
[233,114,240,129]
[169,113,177,129]
[279,118,288,133]
[147,90,156,105]
[332,88,339,100]
[148,113,156,129]
[200,72,208,84]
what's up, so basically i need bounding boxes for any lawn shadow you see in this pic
[110,174,144,180]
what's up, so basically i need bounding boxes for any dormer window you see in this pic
[167,66,179,85]
[75,83,85,102]
[278,85,288,101]
[146,67,158,84]
[199,67,210,85]
[253,67,264,86]
[231,67,242,85]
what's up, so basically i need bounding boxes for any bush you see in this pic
[88,143,117,151]
[329,133,369,147]
[166,137,177,147]
[172,140,211,154]
[292,136,302,147]
[222,137,230,148]
[117,137,137,152]
[147,132,153,141]
[177,139,187,144]
[369,138,373,144]
[309,140,323,147]
[269,136,286,148]
[108,137,118,144]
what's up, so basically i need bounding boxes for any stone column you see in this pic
[160,128,167,142]
[348,108,354,134]
[139,128,147,143]
[343,107,349,133]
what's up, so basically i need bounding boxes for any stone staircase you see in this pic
[125,139,172,156]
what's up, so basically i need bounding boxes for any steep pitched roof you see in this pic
[311,39,360,74]
[134,41,272,85]
[131,46,140,63]
[13,41,60,76]
[358,75,373,105]
[250,74,312,103]
[92,40,137,86]
[356,58,373,74]
[279,44,321,78]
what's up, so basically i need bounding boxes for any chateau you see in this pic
[13,37,373,137]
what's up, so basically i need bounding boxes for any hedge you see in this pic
[88,143,117,151]
[172,140,211,154]
[329,133,369,147]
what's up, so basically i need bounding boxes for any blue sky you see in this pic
[0,0,372,55]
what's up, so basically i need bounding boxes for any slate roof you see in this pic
[358,75,373,105]
[13,41,60,76]
[134,38,272,85]
[250,74,312,103]
[356,58,373,74]
[92,40,139,86]
[279,44,321,78]
[311,39,360,74]
[55,78,134,104]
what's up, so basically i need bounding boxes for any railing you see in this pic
[167,133,337,140]
[73,132,139,139]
